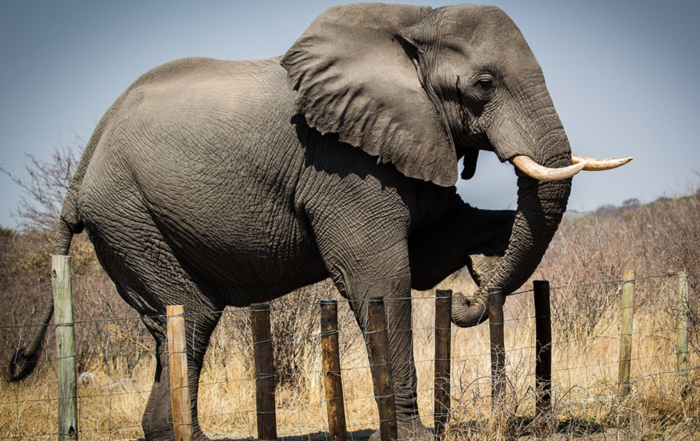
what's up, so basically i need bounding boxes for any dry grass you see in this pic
[1,192,699,440]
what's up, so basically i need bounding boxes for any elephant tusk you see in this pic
[510,155,586,182]
[572,154,633,171]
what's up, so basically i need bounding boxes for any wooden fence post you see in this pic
[166,305,193,441]
[533,280,552,434]
[434,289,452,440]
[618,270,635,398]
[367,298,398,441]
[53,255,78,441]
[251,303,277,441]
[677,271,689,395]
[489,287,506,405]
[321,300,348,441]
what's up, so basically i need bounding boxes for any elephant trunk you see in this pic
[451,173,570,326]
[451,97,573,327]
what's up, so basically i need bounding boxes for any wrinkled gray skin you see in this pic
[11,4,575,440]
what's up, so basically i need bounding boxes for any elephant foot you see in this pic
[142,419,209,441]
[143,431,209,441]
[368,416,433,441]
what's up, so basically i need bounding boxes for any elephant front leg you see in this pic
[309,193,432,440]
[342,276,432,441]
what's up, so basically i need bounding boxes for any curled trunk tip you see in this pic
[451,290,489,327]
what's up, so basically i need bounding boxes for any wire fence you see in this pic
[1,268,698,440]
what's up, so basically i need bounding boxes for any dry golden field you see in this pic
[1,192,699,440]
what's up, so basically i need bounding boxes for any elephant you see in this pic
[9,4,631,440]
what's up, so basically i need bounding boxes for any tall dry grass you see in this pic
[1,192,698,439]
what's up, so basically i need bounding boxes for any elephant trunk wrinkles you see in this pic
[451,130,572,327]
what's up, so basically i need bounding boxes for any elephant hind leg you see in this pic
[82,175,225,440]
[140,316,171,441]
[140,306,222,441]
[107,267,222,440]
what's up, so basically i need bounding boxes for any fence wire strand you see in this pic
[1,272,698,440]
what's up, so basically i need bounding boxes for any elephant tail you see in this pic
[8,219,74,382]
[8,73,120,382]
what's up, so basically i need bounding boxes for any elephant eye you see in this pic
[476,78,493,94]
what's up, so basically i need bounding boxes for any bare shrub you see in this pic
[0,228,148,380]
[663,191,700,354]
[0,135,83,232]
[268,283,327,386]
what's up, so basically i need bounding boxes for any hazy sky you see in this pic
[1,1,699,228]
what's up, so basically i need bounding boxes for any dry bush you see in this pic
[534,192,700,343]
[516,191,700,437]
[268,280,362,387]
[207,279,361,390]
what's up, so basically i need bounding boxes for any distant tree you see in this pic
[594,204,620,218]
[621,198,641,209]
[0,136,83,232]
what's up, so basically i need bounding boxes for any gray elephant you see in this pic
[10,4,630,440]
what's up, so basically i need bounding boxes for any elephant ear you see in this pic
[281,4,458,187]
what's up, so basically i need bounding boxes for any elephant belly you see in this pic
[164,190,327,302]
[128,138,329,303]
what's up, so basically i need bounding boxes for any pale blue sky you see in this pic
[1,1,699,228]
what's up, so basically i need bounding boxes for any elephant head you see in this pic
[282,4,630,326]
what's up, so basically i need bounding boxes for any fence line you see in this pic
[0,271,680,331]
[1,267,696,440]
